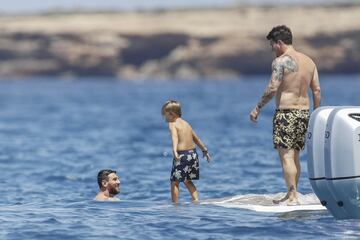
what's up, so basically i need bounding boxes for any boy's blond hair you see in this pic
[161,100,182,117]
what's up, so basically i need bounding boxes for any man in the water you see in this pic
[95,169,121,201]
[250,25,321,205]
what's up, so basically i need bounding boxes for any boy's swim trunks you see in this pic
[170,149,199,182]
[273,109,310,150]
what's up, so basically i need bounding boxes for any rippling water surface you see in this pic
[1,76,360,239]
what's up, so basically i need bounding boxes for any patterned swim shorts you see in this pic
[170,149,199,182]
[273,109,310,150]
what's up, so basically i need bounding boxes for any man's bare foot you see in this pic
[287,190,299,205]
[273,193,289,204]
[287,199,299,206]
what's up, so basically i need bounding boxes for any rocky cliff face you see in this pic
[0,5,359,79]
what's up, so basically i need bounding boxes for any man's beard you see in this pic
[109,185,120,195]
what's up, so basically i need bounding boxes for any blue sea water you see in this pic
[0,75,360,240]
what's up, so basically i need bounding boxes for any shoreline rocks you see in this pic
[0,5,359,80]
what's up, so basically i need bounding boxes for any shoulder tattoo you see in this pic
[272,59,284,81]
[282,55,298,73]
[272,56,298,81]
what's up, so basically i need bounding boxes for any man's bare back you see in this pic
[275,48,319,110]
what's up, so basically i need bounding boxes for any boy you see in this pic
[162,100,211,203]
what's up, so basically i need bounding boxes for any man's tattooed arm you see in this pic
[251,56,298,122]
[256,58,285,109]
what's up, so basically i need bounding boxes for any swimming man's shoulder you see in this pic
[95,192,107,201]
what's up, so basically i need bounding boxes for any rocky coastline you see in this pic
[0,5,359,80]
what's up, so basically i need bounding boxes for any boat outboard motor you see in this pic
[307,106,348,218]
[325,107,360,219]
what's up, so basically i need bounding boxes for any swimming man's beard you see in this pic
[109,185,120,195]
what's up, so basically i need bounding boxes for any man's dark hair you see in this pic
[97,169,116,189]
[266,25,293,45]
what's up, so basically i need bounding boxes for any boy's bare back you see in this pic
[169,118,196,151]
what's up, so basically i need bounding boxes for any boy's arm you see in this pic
[169,123,180,160]
[192,130,211,162]
[192,130,207,152]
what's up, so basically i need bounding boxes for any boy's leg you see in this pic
[171,181,180,203]
[184,180,199,202]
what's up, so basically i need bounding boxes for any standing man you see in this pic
[250,25,321,205]
[95,169,121,201]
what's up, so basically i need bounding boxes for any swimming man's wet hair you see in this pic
[97,169,116,189]
[266,25,293,45]
[161,100,182,117]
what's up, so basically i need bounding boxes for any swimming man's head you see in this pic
[97,169,121,195]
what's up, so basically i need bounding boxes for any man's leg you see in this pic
[294,150,301,188]
[278,148,298,204]
[171,181,180,203]
[184,180,199,202]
